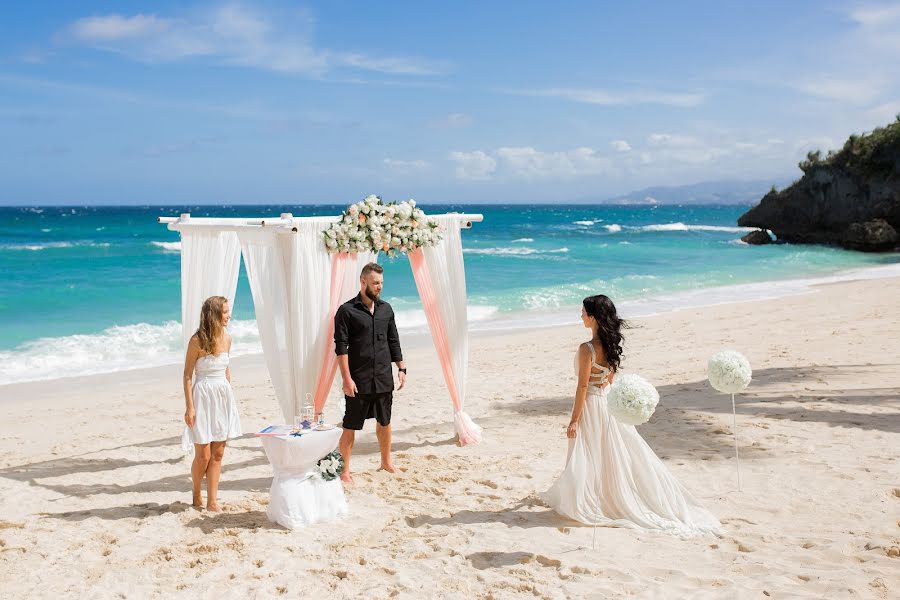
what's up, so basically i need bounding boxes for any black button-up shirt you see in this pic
[334,294,403,394]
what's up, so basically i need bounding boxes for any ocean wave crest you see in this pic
[0,305,500,385]
[151,241,182,252]
[1,241,110,251]
[0,320,261,386]
[464,247,569,256]
[638,222,753,233]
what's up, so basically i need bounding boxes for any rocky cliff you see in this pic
[738,117,900,251]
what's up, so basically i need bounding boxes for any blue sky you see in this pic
[1,1,899,204]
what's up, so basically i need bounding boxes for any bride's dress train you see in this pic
[542,346,721,537]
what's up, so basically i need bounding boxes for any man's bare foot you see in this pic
[378,463,398,474]
[206,502,222,513]
[340,472,354,484]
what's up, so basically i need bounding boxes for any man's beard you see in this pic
[364,287,380,301]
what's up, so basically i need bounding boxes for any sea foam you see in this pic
[151,241,182,252]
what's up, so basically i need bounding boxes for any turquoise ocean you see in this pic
[2,204,899,385]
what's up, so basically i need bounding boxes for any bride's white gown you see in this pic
[542,344,721,537]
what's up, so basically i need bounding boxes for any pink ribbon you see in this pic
[408,248,462,412]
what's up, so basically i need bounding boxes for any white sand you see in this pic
[1,277,898,599]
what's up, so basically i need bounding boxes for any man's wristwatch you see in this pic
[398,368,407,374]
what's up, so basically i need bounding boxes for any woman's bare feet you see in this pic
[206,502,222,513]
[192,494,203,509]
[378,462,398,474]
[340,471,354,484]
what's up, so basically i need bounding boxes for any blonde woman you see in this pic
[182,296,242,511]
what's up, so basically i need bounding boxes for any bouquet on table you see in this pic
[316,451,345,481]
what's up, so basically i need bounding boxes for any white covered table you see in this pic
[259,427,348,529]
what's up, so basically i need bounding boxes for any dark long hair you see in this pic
[583,295,627,371]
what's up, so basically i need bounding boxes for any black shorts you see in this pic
[342,392,393,430]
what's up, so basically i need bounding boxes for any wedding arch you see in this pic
[158,198,484,445]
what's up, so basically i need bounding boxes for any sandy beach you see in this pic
[1,276,898,599]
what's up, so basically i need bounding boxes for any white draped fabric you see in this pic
[237,229,298,422]
[311,251,378,413]
[237,223,376,422]
[179,230,241,348]
[424,217,469,405]
[411,217,482,444]
[260,428,348,529]
[289,219,336,418]
[173,213,476,438]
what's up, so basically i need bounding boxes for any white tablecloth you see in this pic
[259,427,348,530]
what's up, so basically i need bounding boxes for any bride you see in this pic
[542,294,721,536]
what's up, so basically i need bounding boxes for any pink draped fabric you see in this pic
[312,252,353,414]
[409,248,481,445]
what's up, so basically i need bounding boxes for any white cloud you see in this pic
[450,146,612,180]
[647,133,700,147]
[794,136,838,155]
[448,151,497,180]
[383,158,429,171]
[433,112,474,129]
[69,14,173,41]
[793,78,884,105]
[611,140,631,152]
[849,4,900,28]
[60,6,445,77]
[867,100,900,121]
[513,87,705,107]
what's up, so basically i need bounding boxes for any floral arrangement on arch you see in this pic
[322,195,443,257]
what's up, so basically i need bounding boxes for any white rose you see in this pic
[398,204,413,220]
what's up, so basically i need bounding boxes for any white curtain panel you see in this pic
[291,218,338,416]
[294,219,376,417]
[237,228,297,422]
[179,230,241,349]
[423,216,470,406]
[238,221,377,423]
[419,217,481,443]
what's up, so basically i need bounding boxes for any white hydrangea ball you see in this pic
[707,350,752,393]
[607,374,659,426]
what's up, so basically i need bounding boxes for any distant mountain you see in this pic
[587,179,790,205]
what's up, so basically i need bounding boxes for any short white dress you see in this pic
[181,352,243,451]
